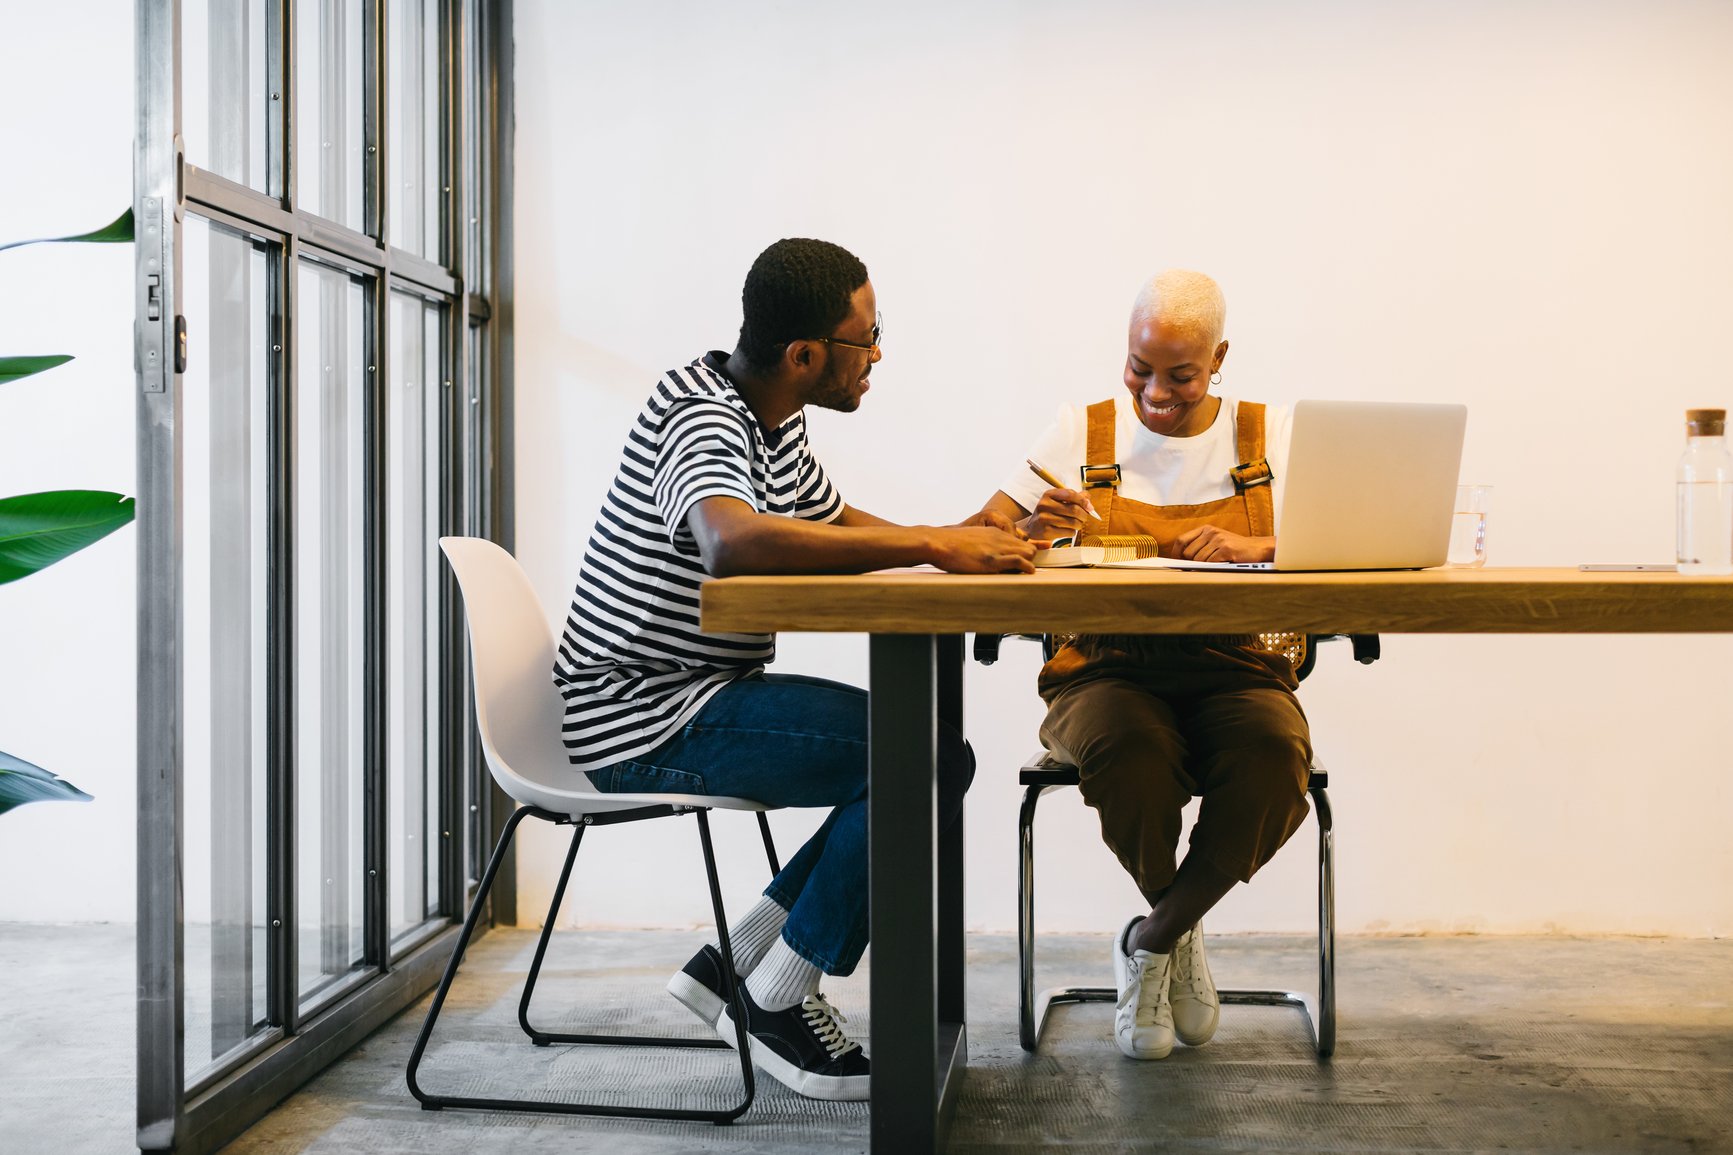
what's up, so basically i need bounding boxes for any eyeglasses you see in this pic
[812,312,883,357]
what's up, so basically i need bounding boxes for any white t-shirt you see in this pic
[998,396,1292,523]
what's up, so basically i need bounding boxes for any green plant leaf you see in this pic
[0,749,93,817]
[0,355,74,387]
[0,208,135,255]
[0,490,135,585]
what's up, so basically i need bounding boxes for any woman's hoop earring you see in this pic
[1210,371,1222,386]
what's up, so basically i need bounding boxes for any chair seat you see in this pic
[1019,754,1082,787]
[1018,749,1327,790]
[503,775,774,819]
[487,746,774,820]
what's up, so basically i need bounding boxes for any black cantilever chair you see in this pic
[973,630,1379,1058]
[407,537,782,1125]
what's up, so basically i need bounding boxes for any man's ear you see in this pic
[784,339,816,372]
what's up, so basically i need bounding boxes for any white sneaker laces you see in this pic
[1170,927,1213,1003]
[1116,955,1169,1026]
[800,993,862,1059]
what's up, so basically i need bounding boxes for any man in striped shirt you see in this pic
[555,238,1035,1101]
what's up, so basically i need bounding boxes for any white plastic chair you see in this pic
[406,536,780,1124]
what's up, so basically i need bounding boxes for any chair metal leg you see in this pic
[407,804,756,1123]
[756,810,782,877]
[1314,783,1336,1057]
[407,804,533,1104]
[1020,783,1112,1052]
[521,810,780,1044]
[696,809,758,1122]
[1017,784,1039,1051]
[1201,783,1335,1056]
[1209,784,1335,1055]
[517,820,731,1051]
[519,821,585,1045]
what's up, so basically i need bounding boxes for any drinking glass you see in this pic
[1447,484,1491,567]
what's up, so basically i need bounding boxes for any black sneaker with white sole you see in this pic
[665,943,739,1028]
[719,985,870,1101]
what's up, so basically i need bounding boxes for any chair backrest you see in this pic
[1256,631,1311,679]
[439,536,578,805]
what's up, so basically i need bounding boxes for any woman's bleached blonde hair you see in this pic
[1130,270,1226,347]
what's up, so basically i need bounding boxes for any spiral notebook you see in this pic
[1032,535,1160,568]
[1033,535,1272,571]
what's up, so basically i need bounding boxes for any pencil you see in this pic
[1026,459,1101,520]
[1025,458,1064,489]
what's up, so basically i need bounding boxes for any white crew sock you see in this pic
[745,938,823,1012]
[715,896,788,977]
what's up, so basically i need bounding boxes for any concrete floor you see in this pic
[2,924,1730,1154]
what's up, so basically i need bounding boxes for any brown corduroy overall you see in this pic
[1036,398,1314,904]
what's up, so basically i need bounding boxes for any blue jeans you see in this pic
[588,672,974,975]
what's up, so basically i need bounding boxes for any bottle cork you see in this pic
[1686,408,1726,436]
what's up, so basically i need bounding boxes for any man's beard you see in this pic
[810,357,864,412]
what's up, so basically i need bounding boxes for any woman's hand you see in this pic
[1174,525,1276,563]
[1020,487,1095,541]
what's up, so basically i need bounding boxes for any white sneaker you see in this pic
[1112,915,1174,1060]
[1169,922,1220,1046]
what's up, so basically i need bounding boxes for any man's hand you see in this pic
[956,508,1026,536]
[1020,487,1095,541]
[927,525,1040,573]
[1174,525,1276,563]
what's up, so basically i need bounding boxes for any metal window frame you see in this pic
[135,0,514,1149]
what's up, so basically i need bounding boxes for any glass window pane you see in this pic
[181,216,273,1081]
[295,260,371,1010]
[183,0,270,191]
[388,0,442,259]
[387,291,444,942]
[295,0,366,230]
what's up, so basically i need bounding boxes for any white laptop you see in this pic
[1111,400,1468,572]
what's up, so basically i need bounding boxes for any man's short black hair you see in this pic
[737,238,869,371]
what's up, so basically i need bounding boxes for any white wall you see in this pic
[0,0,138,922]
[514,0,1733,938]
[5,0,1729,938]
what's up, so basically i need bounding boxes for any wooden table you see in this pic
[699,566,1733,1152]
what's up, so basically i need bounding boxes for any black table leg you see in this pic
[936,635,968,1138]
[869,633,968,1154]
[937,635,966,1026]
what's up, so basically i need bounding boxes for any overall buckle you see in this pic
[1079,463,1122,490]
[1230,458,1273,494]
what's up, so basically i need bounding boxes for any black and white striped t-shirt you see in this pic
[553,352,844,771]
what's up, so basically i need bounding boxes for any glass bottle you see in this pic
[1677,407,1733,575]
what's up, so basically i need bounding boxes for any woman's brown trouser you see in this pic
[1038,638,1314,905]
